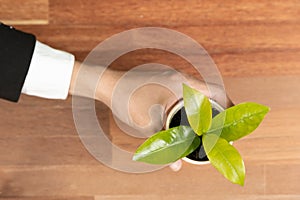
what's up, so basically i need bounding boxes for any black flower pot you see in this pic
[165,99,224,165]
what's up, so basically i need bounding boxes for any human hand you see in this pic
[101,67,233,137]
[97,67,232,172]
[70,62,233,172]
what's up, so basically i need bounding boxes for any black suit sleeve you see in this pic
[0,22,36,102]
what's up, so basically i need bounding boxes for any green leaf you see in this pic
[208,102,270,141]
[183,84,212,136]
[133,126,200,165]
[203,133,245,186]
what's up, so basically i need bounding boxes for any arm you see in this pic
[69,61,232,130]
[0,22,74,102]
[0,22,35,102]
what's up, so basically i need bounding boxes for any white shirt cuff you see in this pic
[22,41,75,99]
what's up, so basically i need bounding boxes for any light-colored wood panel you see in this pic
[0,0,48,25]
[0,96,109,138]
[1,107,297,166]
[224,76,300,107]
[0,163,265,196]
[109,107,300,164]
[49,0,300,25]
[235,136,300,163]
[0,198,92,200]
[265,164,300,194]
[243,108,300,139]
[0,137,100,166]
[0,95,109,166]
[0,97,75,137]
[95,195,300,200]
[0,96,110,166]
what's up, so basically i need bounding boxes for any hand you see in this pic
[100,67,232,136]
[69,62,233,171]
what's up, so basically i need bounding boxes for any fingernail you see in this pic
[169,160,182,172]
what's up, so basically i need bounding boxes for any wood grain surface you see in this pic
[0,0,300,199]
[0,0,48,24]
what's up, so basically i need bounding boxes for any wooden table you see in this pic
[0,0,299,199]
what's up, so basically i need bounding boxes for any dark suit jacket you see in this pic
[0,22,36,102]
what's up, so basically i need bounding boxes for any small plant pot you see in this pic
[165,99,224,165]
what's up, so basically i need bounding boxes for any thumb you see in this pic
[169,159,182,172]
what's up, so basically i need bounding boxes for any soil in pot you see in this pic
[169,106,221,162]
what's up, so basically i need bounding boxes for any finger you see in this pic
[169,159,182,172]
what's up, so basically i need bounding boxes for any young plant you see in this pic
[133,84,270,186]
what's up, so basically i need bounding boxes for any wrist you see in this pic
[69,61,119,104]
[95,68,124,105]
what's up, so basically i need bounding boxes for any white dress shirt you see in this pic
[21,41,75,99]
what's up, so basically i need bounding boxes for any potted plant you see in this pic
[133,84,270,186]
[165,97,225,165]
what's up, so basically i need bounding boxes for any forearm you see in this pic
[68,61,125,106]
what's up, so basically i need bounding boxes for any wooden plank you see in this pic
[70,50,300,77]
[243,107,300,139]
[212,51,300,77]
[94,195,300,200]
[265,164,300,195]
[0,95,110,165]
[0,0,48,25]
[223,76,300,107]
[1,106,298,166]
[12,24,300,77]
[1,195,300,200]
[109,107,300,165]
[0,96,75,137]
[49,0,300,25]
[15,24,300,54]
[0,163,265,196]
[0,198,92,200]
[0,137,100,166]
[0,96,109,138]
[0,163,298,197]
[235,136,300,164]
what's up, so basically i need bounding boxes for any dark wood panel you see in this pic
[70,50,300,77]
[212,51,300,77]
[16,24,300,53]
[12,24,300,77]
[49,0,300,25]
